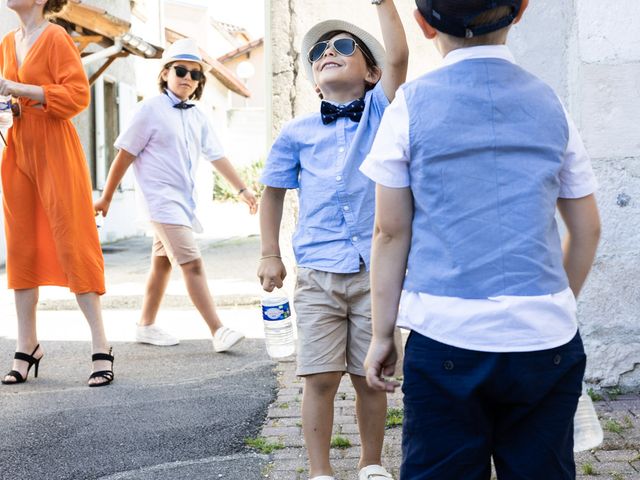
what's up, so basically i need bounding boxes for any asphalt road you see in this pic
[0,337,276,480]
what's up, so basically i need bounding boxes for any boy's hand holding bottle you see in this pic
[258,255,286,293]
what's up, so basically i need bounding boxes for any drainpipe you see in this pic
[81,38,123,67]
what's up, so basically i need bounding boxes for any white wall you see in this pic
[270,1,640,388]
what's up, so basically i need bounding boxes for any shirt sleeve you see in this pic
[260,122,300,189]
[360,88,411,188]
[42,29,90,120]
[201,114,225,162]
[558,106,598,199]
[114,102,152,156]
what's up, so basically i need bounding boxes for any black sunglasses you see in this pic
[172,65,204,81]
[308,38,372,64]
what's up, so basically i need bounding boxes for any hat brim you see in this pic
[162,54,211,73]
[301,19,386,84]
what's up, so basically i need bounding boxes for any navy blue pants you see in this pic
[401,332,586,480]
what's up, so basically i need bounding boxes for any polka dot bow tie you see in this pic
[173,101,195,110]
[320,98,365,125]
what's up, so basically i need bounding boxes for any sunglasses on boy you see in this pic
[172,65,204,82]
[307,38,373,64]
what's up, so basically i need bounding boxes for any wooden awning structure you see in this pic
[218,38,264,64]
[165,28,250,98]
[52,0,162,85]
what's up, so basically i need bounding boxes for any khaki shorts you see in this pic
[294,266,372,377]
[150,222,201,265]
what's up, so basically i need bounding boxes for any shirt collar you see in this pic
[164,89,188,106]
[442,45,516,67]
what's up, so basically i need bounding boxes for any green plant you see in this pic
[330,435,352,449]
[213,158,265,201]
[606,386,623,400]
[588,387,603,402]
[611,473,624,480]
[386,407,404,428]
[581,463,595,475]
[278,402,289,409]
[245,436,285,454]
[604,419,622,434]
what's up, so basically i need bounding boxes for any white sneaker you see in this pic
[212,326,244,352]
[135,324,179,346]
[358,465,394,480]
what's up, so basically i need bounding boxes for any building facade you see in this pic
[267,0,640,388]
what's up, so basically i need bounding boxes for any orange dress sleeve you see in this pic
[41,29,90,119]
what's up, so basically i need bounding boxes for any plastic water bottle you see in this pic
[261,296,295,359]
[573,383,604,452]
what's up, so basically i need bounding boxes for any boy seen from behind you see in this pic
[361,1,601,478]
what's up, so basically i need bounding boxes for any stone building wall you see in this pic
[268,1,640,388]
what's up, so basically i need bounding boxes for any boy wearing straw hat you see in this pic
[95,38,257,353]
[258,2,408,479]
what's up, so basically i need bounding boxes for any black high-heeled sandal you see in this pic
[88,347,114,387]
[2,344,42,385]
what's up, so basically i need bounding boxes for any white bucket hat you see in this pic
[301,19,386,83]
[161,38,210,72]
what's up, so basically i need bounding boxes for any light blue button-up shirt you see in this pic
[261,83,389,273]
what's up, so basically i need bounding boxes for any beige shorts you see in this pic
[294,265,372,377]
[150,222,201,265]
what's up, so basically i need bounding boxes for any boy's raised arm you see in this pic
[376,0,409,102]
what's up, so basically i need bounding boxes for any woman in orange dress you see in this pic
[0,0,113,386]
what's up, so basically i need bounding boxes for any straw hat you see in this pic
[301,19,386,83]
[162,38,210,72]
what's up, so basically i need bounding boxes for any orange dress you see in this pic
[0,24,105,294]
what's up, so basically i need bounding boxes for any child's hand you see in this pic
[258,256,286,292]
[365,335,401,392]
[240,188,258,215]
[94,197,111,217]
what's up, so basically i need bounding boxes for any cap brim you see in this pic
[301,19,386,83]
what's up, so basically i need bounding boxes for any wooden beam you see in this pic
[56,3,130,39]
[87,52,129,85]
[73,35,105,53]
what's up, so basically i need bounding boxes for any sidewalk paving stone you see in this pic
[259,358,640,479]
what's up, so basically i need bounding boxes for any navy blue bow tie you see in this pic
[173,101,195,110]
[320,98,365,125]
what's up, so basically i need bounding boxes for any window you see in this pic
[93,75,137,191]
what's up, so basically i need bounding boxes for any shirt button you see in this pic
[553,354,562,365]
[343,205,350,211]
[443,360,454,371]
[336,175,342,181]
[338,147,345,153]
[352,235,358,242]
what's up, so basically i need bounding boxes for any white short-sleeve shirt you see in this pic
[115,90,225,232]
[360,45,598,352]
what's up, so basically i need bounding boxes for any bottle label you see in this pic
[261,297,291,321]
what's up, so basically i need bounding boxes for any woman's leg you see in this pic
[75,292,111,386]
[3,288,42,383]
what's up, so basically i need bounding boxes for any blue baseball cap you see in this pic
[416,0,522,38]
